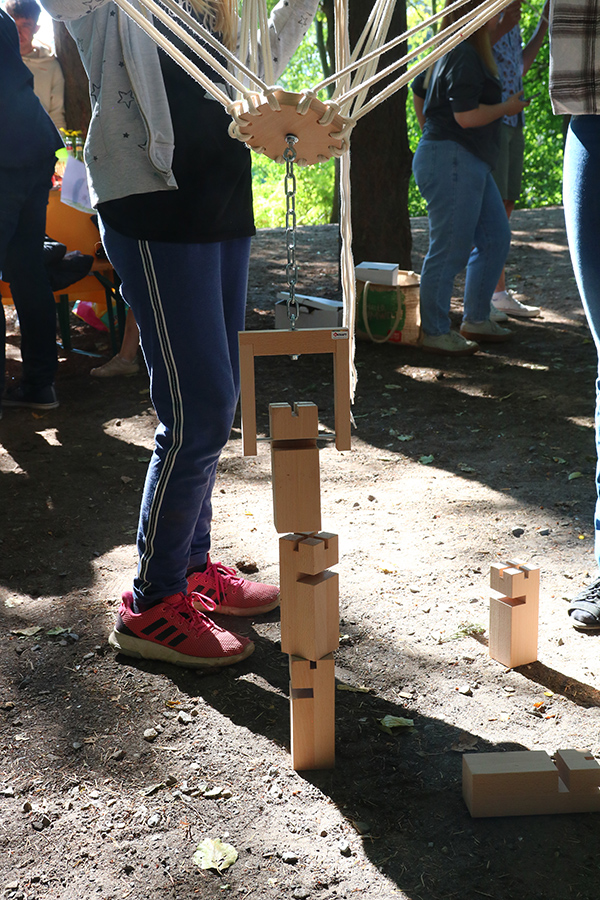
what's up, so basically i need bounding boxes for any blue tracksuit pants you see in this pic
[101,221,251,609]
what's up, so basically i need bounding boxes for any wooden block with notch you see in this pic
[463,749,600,817]
[270,402,321,534]
[289,655,335,770]
[489,561,540,668]
[281,570,339,659]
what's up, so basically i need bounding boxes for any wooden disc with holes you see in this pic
[230,89,351,165]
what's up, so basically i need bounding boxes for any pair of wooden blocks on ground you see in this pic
[463,749,600,817]
[489,560,539,668]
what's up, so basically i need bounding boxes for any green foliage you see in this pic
[250,18,335,227]
[405,2,564,216]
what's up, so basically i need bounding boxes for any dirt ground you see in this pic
[2,206,600,900]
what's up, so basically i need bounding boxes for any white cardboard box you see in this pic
[354,261,399,286]
[275,293,343,330]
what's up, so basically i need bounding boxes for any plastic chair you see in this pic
[0,189,125,355]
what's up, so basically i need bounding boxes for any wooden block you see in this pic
[555,749,600,792]
[279,532,339,576]
[281,570,339,659]
[489,561,540,668]
[490,561,540,601]
[238,328,351,456]
[269,402,319,442]
[272,444,321,534]
[289,655,335,770]
[463,749,600,817]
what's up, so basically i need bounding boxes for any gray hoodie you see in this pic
[41,0,319,206]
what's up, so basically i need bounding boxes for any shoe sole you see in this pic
[108,629,255,668]
[3,399,59,410]
[193,597,280,617]
[420,344,479,357]
[501,310,541,319]
[460,330,511,343]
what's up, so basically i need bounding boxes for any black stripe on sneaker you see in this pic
[156,626,178,641]
[168,633,188,647]
[200,587,217,599]
[142,618,168,635]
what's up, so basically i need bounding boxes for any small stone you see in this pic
[89,790,100,800]
[5,882,19,892]
[22,801,32,813]
[177,711,192,725]
[319,829,328,837]
[338,839,352,857]
[281,851,298,865]
[367,495,376,502]
[147,813,161,827]
[558,637,565,646]
[203,786,223,799]
[0,787,15,797]
[221,788,233,799]
[236,557,259,574]
[66,633,80,643]
[82,652,95,661]
[143,728,158,742]
[165,774,177,787]
[292,888,310,899]
[112,749,126,760]
[511,527,525,537]
[457,684,472,697]
[72,742,83,750]
[539,528,551,536]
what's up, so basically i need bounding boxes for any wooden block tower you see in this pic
[238,328,351,770]
[489,559,540,668]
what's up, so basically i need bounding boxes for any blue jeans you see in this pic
[563,116,600,568]
[100,222,251,608]
[0,158,58,396]
[412,139,511,336]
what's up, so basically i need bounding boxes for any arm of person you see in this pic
[454,91,530,128]
[522,0,549,74]
[490,1,521,45]
[413,92,426,129]
[48,57,66,132]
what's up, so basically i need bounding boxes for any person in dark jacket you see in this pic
[0,7,64,413]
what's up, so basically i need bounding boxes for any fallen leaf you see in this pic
[193,838,238,873]
[12,626,42,637]
[337,683,370,693]
[458,463,476,473]
[378,715,414,735]
[397,434,414,442]
[419,455,434,465]
[568,471,583,481]
[46,626,69,635]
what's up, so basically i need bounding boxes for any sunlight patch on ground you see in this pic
[102,415,155,450]
[35,428,62,447]
[0,447,26,475]
[566,415,594,430]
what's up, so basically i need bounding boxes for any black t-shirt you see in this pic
[412,42,502,168]
[98,16,255,243]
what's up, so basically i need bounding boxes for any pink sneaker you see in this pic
[187,556,280,617]
[108,591,254,668]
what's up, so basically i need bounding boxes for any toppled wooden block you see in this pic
[463,748,600,817]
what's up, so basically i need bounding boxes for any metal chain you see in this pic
[283,134,299,329]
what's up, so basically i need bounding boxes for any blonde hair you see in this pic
[440,0,498,76]
[187,0,238,50]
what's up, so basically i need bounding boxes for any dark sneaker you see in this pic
[568,577,600,631]
[3,384,59,410]
[187,556,280,617]
[108,591,254,667]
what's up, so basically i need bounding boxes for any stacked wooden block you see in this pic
[489,559,539,668]
[270,402,338,771]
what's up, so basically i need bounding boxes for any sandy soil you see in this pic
[2,207,600,900]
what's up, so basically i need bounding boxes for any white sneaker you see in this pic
[460,319,512,343]
[421,331,479,356]
[90,355,140,377]
[492,290,541,318]
[490,302,508,323]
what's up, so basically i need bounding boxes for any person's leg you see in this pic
[462,172,512,323]
[90,306,141,376]
[413,140,494,337]
[2,159,58,395]
[562,116,600,628]
[100,222,255,666]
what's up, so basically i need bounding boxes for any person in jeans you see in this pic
[550,1,600,629]
[0,8,63,415]
[411,0,529,356]
[42,0,318,667]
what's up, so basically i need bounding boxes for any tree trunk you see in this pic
[53,22,91,134]
[347,0,412,268]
